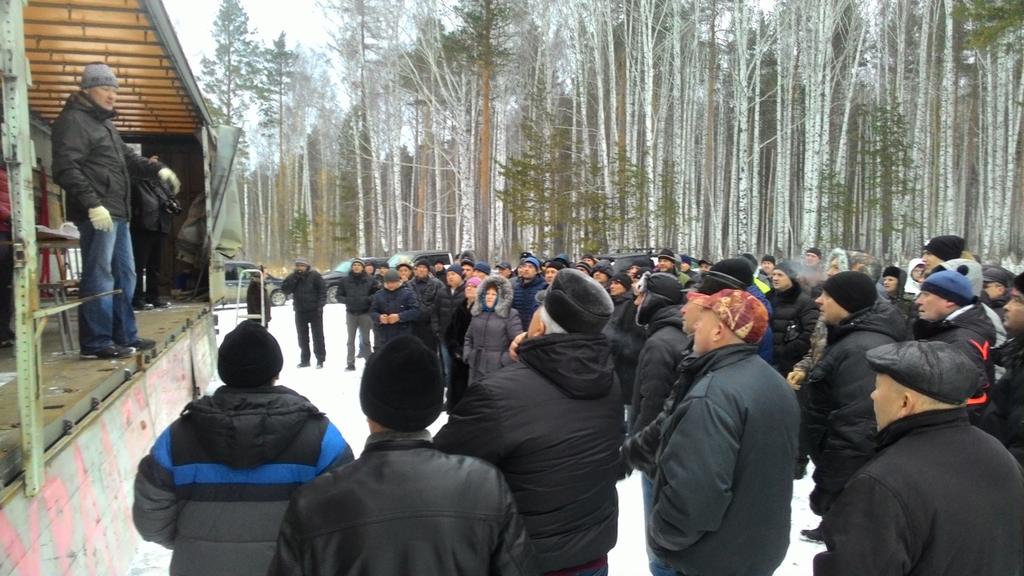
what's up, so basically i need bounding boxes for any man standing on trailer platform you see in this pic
[52,63,180,359]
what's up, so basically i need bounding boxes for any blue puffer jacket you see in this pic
[511,276,548,332]
[132,385,353,576]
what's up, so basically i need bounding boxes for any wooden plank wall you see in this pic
[0,313,213,576]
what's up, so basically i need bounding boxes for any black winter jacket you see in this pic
[769,283,820,376]
[437,282,467,345]
[281,270,327,313]
[814,408,1024,576]
[267,436,538,576]
[651,345,799,576]
[913,304,997,411]
[52,92,164,223]
[411,274,444,332]
[980,338,1024,464]
[370,286,420,346]
[605,294,645,406]
[130,178,174,234]
[435,333,621,572]
[805,301,906,515]
[630,304,689,434]
[337,271,376,314]
[132,386,353,576]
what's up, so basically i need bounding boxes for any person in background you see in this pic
[802,271,905,542]
[370,269,420,348]
[650,289,799,576]
[804,248,823,269]
[511,256,547,332]
[52,63,180,359]
[130,173,176,310]
[436,269,620,575]
[437,266,467,387]
[395,261,414,284]
[281,257,327,369]
[592,262,613,288]
[445,275,481,412]
[543,259,564,285]
[980,272,1024,464]
[759,255,776,286]
[433,259,448,282]
[473,261,492,280]
[880,265,915,326]
[133,321,353,576]
[337,257,376,371]
[982,264,1015,321]
[496,261,514,279]
[921,234,967,273]
[267,335,537,576]
[580,254,598,269]
[575,261,594,277]
[605,273,645,419]
[0,166,13,347]
[245,265,272,327]
[411,258,444,353]
[905,258,926,296]
[813,341,1023,576]
[465,275,522,386]
[698,259,712,273]
[460,257,476,278]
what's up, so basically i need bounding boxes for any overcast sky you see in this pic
[166,0,332,75]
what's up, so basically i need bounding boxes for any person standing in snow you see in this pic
[813,340,1024,576]
[435,269,621,575]
[133,321,353,576]
[649,289,799,576]
[267,336,537,576]
[281,257,327,369]
[370,269,420,348]
[464,275,522,386]
[337,257,376,371]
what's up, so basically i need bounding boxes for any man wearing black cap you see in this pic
[814,341,1024,575]
[497,261,514,279]
[133,321,352,576]
[605,273,644,413]
[411,258,445,352]
[268,335,537,575]
[802,271,906,541]
[337,257,376,371]
[436,269,621,575]
[281,257,327,369]
[370,270,420,348]
[921,234,966,273]
[980,272,1024,463]
[982,264,1015,320]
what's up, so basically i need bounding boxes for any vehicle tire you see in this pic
[327,285,339,304]
[270,290,287,307]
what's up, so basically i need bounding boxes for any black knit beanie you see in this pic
[922,235,965,262]
[217,321,284,388]
[360,335,443,432]
[610,272,632,291]
[882,266,902,279]
[823,271,878,314]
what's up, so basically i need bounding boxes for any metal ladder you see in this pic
[234,268,267,327]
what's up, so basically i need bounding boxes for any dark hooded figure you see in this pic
[465,275,523,386]
[133,322,353,576]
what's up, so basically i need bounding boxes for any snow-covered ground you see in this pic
[129,304,824,575]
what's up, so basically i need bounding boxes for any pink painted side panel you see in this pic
[0,315,213,576]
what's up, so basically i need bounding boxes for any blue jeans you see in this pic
[642,475,678,576]
[439,344,453,388]
[78,219,138,350]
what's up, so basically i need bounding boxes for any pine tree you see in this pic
[199,0,263,127]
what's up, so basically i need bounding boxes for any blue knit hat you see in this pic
[920,268,975,307]
[474,261,491,275]
[520,256,541,271]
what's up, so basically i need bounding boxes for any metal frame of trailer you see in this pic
[0,1,232,573]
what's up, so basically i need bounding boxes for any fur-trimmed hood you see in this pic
[472,275,514,318]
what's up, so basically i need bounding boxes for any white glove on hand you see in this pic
[88,206,113,232]
[158,167,181,196]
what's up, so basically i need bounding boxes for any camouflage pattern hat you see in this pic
[686,289,769,345]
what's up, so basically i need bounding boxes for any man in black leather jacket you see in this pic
[268,335,537,576]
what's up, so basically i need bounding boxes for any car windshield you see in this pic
[333,259,351,273]
[387,252,416,269]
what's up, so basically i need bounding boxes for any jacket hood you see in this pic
[829,300,908,344]
[644,302,683,337]
[518,333,615,400]
[826,248,881,280]
[472,275,514,317]
[938,258,983,297]
[183,385,323,469]
[905,258,925,295]
[67,92,117,121]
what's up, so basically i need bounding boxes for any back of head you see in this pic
[541,268,614,334]
[822,271,878,315]
[923,235,966,262]
[218,321,284,388]
[636,272,684,325]
[361,335,443,432]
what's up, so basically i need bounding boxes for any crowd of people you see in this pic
[134,235,1024,576]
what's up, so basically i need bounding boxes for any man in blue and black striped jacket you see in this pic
[132,321,353,576]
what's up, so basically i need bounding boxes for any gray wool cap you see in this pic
[80,63,119,90]
[866,341,980,405]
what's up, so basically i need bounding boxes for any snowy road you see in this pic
[129,304,824,575]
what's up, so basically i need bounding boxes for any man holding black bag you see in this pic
[130,173,181,310]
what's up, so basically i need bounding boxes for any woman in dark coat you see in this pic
[464,275,522,386]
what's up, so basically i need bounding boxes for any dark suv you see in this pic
[387,250,454,270]
[322,257,388,304]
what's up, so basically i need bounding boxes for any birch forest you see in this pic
[198,0,1024,267]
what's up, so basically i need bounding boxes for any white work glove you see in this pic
[88,206,113,232]
[158,167,181,196]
